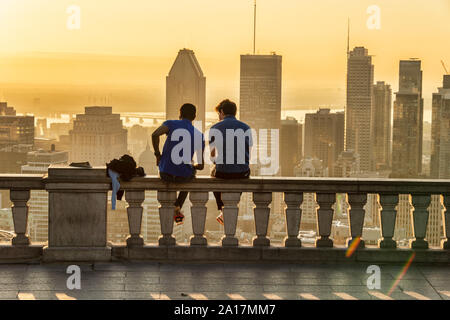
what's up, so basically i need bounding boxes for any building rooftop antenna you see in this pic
[253,0,257,55]
[441,60,449,74]
[347,18,350,58]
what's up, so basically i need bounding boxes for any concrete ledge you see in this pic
[111,245,450,264]
[42,246,112,262]
[1,245,449,264]
[0,245,43,264]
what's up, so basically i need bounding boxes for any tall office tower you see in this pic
[0,103,34,148]
[345,47,374,172]
[304,109,345,176]
[371,81,392,170]
[21,147,68,242]
[240,53,282,175]
[166,49,206,130]
[391,60,424,178]
[280,117,302,176]
[69,106,127,166]
[431,75,450,178]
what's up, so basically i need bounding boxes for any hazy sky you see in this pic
[0,0,449,112]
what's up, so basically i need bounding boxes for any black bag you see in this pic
[106,155,145,181]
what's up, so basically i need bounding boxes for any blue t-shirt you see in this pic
[209,116,253,173]
[159,119,205,177]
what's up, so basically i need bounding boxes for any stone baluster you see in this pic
[315,193,335,248]
[10,189,31,245]
[442,194,450,250]
[157,191,177,246]
[125,190,145,247]
[252,192,272,247]
[410,194,431,249]
[347,193,367,249]
[221,192,241,247]
[378,194,399,249]
[189,192,209,246]
[283,192,303,247]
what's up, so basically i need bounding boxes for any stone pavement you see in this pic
[0,262,449,300]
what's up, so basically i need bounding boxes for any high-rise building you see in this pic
[69,106,127,166]
[391,60,424,178]
[345,47,374,172]
[240,54,282,131]
[166,49,206,130]
[280,117,302,176]
[21,146,68,242]
[0,112,34,149]
[431,75,450,179]
[371,81,392,170]
[304,109,345,176]
[240,53,282,176]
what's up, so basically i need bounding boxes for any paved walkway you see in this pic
[0,262,449,300]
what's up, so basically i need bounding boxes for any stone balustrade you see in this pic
[0,166,449,263]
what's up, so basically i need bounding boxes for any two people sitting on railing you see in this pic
[151,99,252,225]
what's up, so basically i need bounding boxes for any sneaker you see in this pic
[174,206,184,225]
[216,211,224,226]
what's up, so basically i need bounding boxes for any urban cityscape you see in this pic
[0,0,449,304]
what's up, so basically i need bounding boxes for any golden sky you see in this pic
[0,0,449,113]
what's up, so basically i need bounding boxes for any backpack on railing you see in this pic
[106,154,145,181]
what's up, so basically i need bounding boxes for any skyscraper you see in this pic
[431,75,450,179]
[304,109,345,176]
[69,106,127,166]
[371,81,392,170]
[345,47,374,172]
[391,60,424,178]
[240,54,282,131]
[240,53,282,176]
[280,117,302,176]
[166,49,206,130]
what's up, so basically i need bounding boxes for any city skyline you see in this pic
[0,0,448,114]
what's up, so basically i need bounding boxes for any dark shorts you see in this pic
[160,170,196,183]
[211,167,250,179]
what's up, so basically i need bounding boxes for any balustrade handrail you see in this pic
[1,167,449,256]
[0,174,45,190]
[1,171,450,194]
[5,166,443,194]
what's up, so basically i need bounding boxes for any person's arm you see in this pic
[151,124,169,166]
[209,132,216,161]
[194,136,205,171]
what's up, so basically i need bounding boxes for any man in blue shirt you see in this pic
[152,103,205,225]
[209,99,252,225]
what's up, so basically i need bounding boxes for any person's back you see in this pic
[209,99,252,225]
[159,118,203,177]
[210,116,252,174]
[152,103,205,225]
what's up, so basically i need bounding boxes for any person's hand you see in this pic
[193,164,204,171]
[155,154,161,166]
